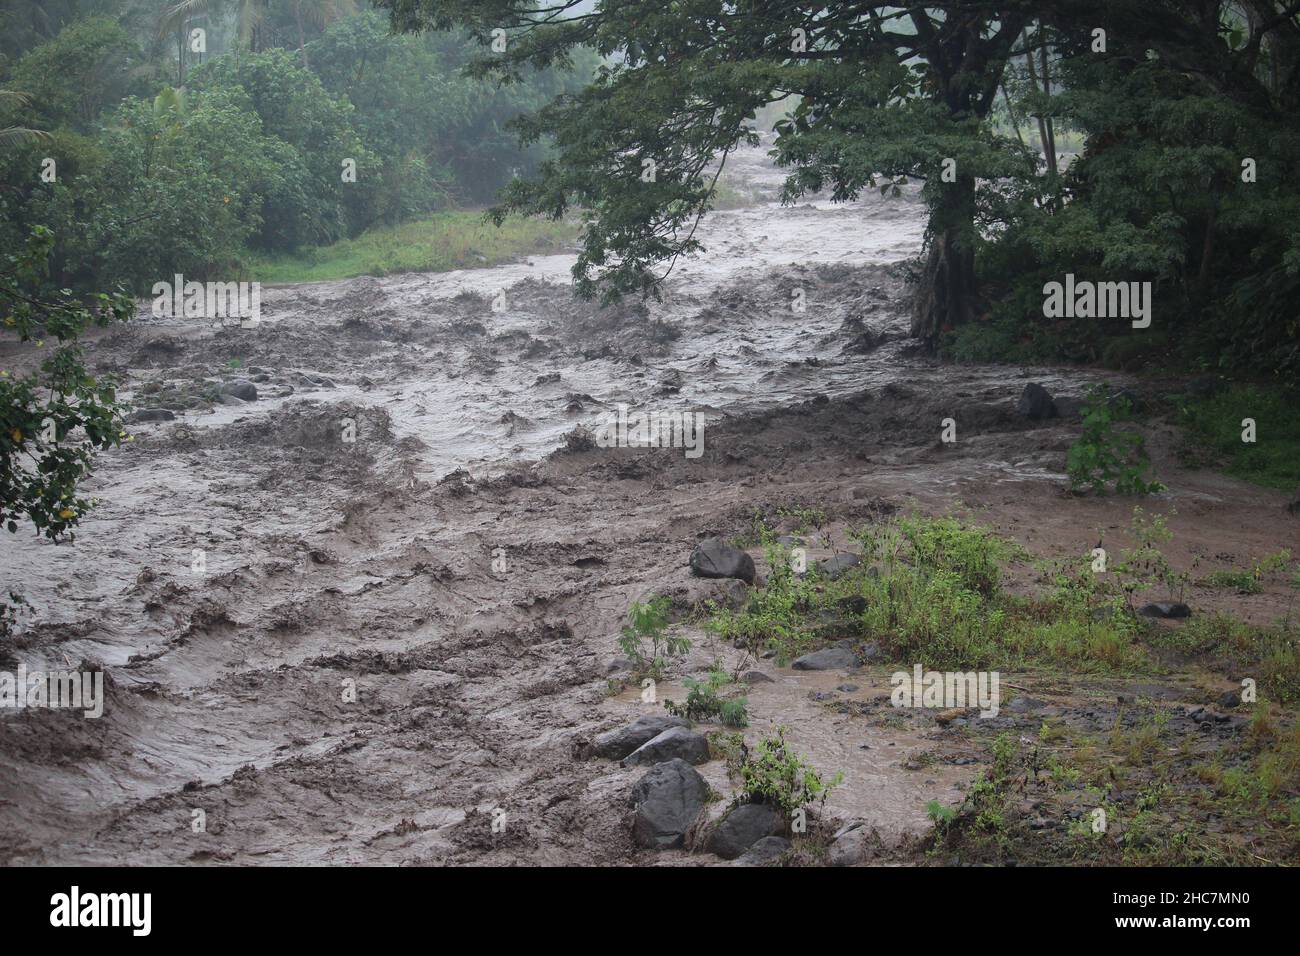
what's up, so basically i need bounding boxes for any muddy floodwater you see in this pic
[1,137,1292,865]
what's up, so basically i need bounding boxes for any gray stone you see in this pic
[1217,689,1241,709]
[1052,395,1084,419]
[742,670,774,684]
[689,537,756,584]
[1007,696,1046,714]
[792,647,858,671]
[707,802,785,860]
[604,656,635,675]
[814,553,861,580]
[838,595,868,615]
[622,726,710,767]
[630,758,708,850]
[1017,383,1056,420]
[857,642,883,662]
[219,379,258,402]
[732,835,791,866]
[829,824,874,866]
[130,408,175,422]
[593,714,690,760]
[1138,602,1191,619]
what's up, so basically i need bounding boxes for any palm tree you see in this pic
[160,0,358,71]
[159,0,268,80]
[0,90,50,148]
[287,0,358,70]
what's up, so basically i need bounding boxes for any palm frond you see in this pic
[235,0,270,45]
[0,126,52,148]
[158,0,215,37]
[0,89,34,109]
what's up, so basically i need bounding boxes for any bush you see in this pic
[1066,385,1164,495]
[5,17,152,132]
[188,49,379,249]
[1176,384,1300,491]
[664,670,748,727]
[734,727,842,818]
[618,596,689,678]
[1,225,131,540]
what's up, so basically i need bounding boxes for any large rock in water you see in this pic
[707,802,786,860]
[828,823,875,866]
[219,379,259,402]
[630,758,709,850]
[1052,395,1085,420]
[592,714,690,760]
[732,835,791,866]
[1017,383,1056,420]
[792,647,859,671]
[622,726,710,767]
[690,537,756,584]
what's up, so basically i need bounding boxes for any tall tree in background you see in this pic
[985,1,1300,374]
[377,0,1033,345]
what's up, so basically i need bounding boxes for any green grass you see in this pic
[707,513,1149,672]
[706,512,1299,693]
[1176,384,1300,491]
[245,211,580,284]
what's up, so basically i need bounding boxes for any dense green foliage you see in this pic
[1066,385,1164,495]
[0,225,131,540]
[1175,384,1300,491]
[0,3,594,293]
[969,14,1300,379]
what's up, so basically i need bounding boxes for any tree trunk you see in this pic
[1022,30,1053,177]
[906,12,1026,350]
[1199,201,1218,287]
[1039,26,1058,174]
[911,175,977,345]
[295,2,310,70]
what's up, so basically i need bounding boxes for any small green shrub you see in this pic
[1067,385,1164,495]
[1202,569,1263,594]
[926,799,957,828]
[618,596,689,679]
[664,670,749,727]
[735,726,842,819]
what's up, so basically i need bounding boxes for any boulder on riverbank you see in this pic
[630,758,709,850]
[689,537,756,584]
[592,714,690,760]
